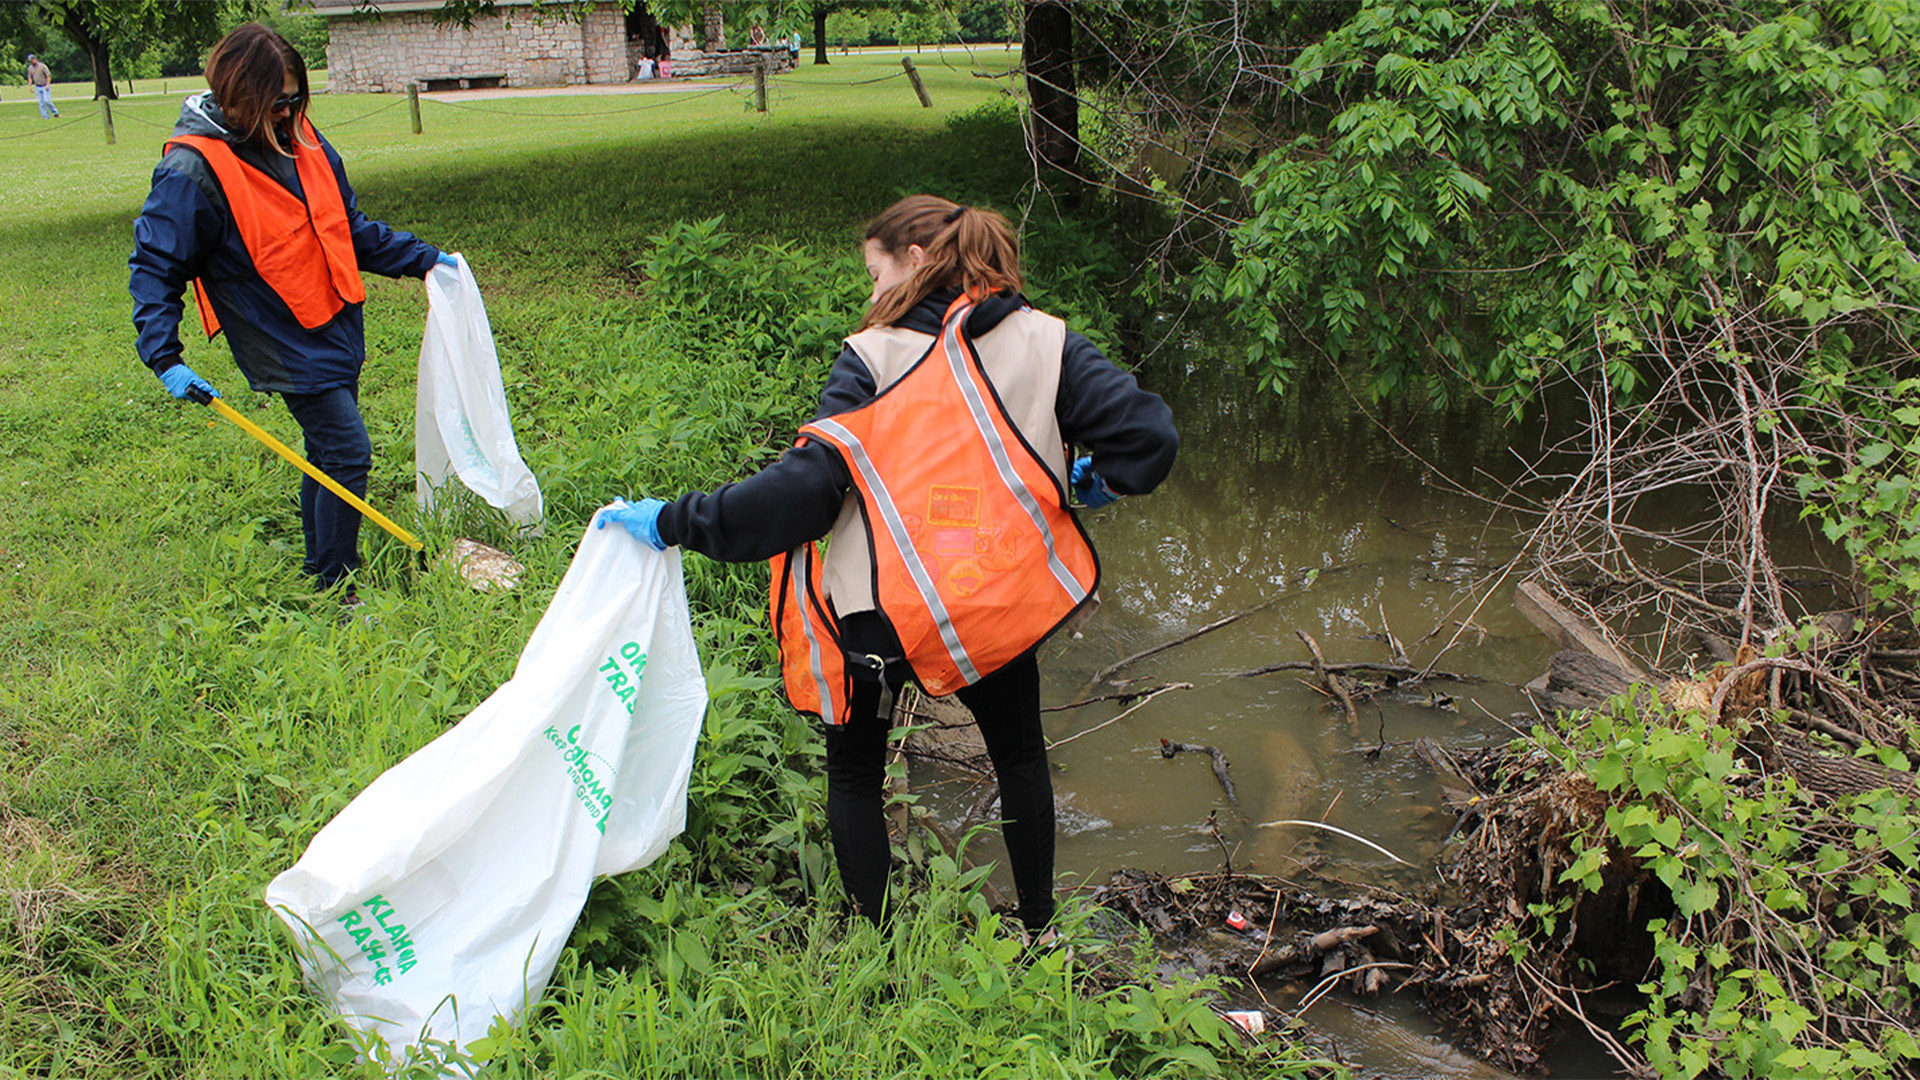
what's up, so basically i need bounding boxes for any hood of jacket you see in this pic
[173,92,241,142]
[904,287,1030,339]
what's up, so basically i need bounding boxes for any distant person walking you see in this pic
[27,54,57,118]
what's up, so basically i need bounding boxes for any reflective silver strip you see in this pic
[790,549,836,725]
[810,416,980,684]
[941,309,1089,604]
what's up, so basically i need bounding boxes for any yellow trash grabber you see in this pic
[196,392,424,552]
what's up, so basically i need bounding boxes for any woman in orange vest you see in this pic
[129,24,455,601]
[600,196,1178,933]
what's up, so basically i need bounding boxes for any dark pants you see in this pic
[280,384,371,590]
[823,653,1056,932]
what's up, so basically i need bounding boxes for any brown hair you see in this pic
[204,23,312,155]
[861,195,1022,329]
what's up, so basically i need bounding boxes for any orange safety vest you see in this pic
[771,296,1100,724]
[165,117,365,338]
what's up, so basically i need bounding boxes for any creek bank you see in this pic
[897,571,1920,1076]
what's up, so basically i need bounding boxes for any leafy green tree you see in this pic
[804,1,852,63]
[251,4,330,69]
[1023,1,1078,181]
[893,7,943,51]
[1161,1,1920,629]
[955,0,1009,43]
[0,1,253,99]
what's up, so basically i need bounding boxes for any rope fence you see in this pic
[13,59,944,145]
[778,69,907,87]
[0,108,97,140]
[322,95,409,128]
[418,82,743,118]
[114,108,189,131]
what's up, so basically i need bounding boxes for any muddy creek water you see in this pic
[913,355,1609,1077]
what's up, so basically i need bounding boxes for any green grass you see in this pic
[0,53,1333,1078]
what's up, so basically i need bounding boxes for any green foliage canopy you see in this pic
[1202,0,1919,402]
[0,0,255,97]
[1190,0,1920,616]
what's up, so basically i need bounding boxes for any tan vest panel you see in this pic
[823,307,1069,615]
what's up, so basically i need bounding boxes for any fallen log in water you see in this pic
[1232,660,1474,683]
[1527,646,1920,801]
[1082,565,1365,690]
[1159,739,1237,805]
[1513,580,1648,681]
[1294,629,1360,732]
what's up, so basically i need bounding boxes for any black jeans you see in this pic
[822,652,1056,932]
[279,384,372,590]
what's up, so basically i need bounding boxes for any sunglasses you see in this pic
[272,93,306,111]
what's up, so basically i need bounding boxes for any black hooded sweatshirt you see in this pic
[656,288,1178,563]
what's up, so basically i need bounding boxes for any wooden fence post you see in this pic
[901,55,931,108]
[754,56,767,112]
[101,96,115,145]
[408,83,422,135]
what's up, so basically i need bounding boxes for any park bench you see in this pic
[421,74,505,92]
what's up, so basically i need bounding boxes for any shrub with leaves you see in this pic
[1535,698,1920,1078]
[1169,0,1920,629]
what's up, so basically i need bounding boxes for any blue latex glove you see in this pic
[1070,456,1120,509]
[597,498,668,551]
[435,252,459,269]
[158,362,219,403]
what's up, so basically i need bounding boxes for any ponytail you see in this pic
[861,195,1022,329]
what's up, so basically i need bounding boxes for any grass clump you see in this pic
[472,856,1334,1080]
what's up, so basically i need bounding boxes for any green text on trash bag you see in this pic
[338,894,418,985]
[600,640,648,714]
[541,641,647,834]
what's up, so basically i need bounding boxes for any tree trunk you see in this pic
[62,8,116,101]
[812,6,830,65]
[1022,1,1078,183]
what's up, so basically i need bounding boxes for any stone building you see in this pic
[316,0,793,94]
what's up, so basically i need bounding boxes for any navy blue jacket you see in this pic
[129,94,441,395]
[658,289,1180,561]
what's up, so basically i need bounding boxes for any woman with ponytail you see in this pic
[600,195,1178,934]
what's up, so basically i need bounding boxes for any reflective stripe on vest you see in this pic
[770,534,844,726]
[165,118,365,338]
[773,296,1099,715]
[933,310,1091,606]
[808,413,981,685]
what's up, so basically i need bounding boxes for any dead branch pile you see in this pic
[1429,624,1920,1077]
[1083,868,1573,1072]
[1531,615,1920,800]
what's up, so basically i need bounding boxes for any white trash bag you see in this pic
[265,513,706,1062]
[416,253,545,527]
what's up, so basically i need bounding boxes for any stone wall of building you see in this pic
[325,2,628,93]
[581,4,627,85]
[665,44,796,80]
